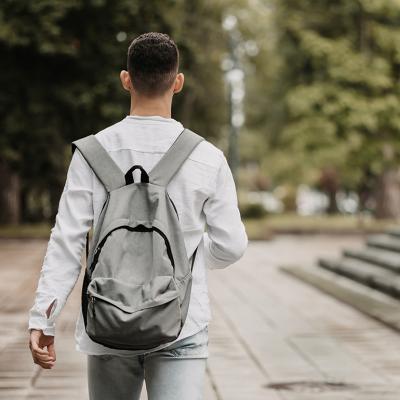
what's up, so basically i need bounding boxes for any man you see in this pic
[28,32,248,400]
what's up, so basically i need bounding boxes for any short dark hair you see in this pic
[127,32,179,97]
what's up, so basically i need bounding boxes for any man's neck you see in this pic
[129,94,172,119]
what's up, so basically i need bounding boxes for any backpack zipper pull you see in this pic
[89,295,96,317]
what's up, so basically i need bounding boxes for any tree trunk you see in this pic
[49,184,63,222]
[319,167,339,214]
[326,189,338,214]
[0,160,21,224]
[375,168,400,219]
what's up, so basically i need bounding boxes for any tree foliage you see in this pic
[0,0,229,221]
[244,0,400,215]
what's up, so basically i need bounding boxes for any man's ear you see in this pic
[173,72,184,94]
[120,70,132,92]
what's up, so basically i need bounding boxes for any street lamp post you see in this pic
[223,15,245,186]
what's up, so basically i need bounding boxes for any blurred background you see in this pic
[2,0,400,237]
[2,1,400,399]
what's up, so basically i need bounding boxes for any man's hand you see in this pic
[29,329,56,369]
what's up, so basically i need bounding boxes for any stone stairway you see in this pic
[281,229,400,332]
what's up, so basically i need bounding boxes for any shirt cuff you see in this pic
[28,298,58,336]
[28,315,56,336]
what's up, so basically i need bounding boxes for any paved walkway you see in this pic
[2,235,400,399]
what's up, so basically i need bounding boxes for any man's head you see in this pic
[120,32,184,98]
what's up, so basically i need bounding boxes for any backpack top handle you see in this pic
[125,165,150,185]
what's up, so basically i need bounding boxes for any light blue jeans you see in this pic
[87,326,209,400]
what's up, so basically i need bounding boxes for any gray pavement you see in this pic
[2,235,400,399]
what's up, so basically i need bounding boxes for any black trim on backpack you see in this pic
[81,267,91,327]
[85,232,89,260]
[191,246,198,272]
[166,192,179,220]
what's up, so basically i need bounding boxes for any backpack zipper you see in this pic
[89,225,175,274]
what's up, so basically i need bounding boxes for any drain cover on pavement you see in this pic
[265,381,359,393]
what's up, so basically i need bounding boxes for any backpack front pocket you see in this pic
[90,223,175,283]
[85,276,182,350]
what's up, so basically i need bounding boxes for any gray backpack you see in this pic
[71,128,204,350]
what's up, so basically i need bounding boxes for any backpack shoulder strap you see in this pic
[149,128,205,187]
[71,135,126,192]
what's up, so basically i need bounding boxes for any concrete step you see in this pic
[281,264,400,332]
[344,247,400,273]
[367,234,400,253]
[388,228,400,238]
[318,257,400,299]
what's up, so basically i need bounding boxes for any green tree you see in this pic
[0,0,229,223]
[250,0,400,217]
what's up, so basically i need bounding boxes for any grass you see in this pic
[0,223,51,239]
[0,214,396,241]
[244,213,397,240]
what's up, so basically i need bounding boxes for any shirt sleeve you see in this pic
[202,153,248,269]
[28,149,94,336]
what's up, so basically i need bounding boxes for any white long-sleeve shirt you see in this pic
[28,114,248,356]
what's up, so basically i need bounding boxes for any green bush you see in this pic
[239,202,268,219]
